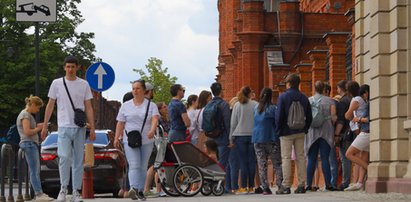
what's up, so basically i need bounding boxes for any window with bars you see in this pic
[325,51,330,82]
[345,34,353,81]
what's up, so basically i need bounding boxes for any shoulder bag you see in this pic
[126,99,151,148]
[63,77,87,127]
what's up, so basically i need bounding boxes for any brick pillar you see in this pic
[237,0,271,96]
[308,50,328,95]
[295,63,312,97]
[270,64,292,102]
[324,32,350,97]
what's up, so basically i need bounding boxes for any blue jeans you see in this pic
[217,144,230,191]
[168,129,186,143]
[329,145,338,188]
[228,146,240,190]
[20,141,43,195]
[124,143,153,191]
[339,144,351,187]
[306,138,331,187]
[234,136,256,188]
[57,127,86,190]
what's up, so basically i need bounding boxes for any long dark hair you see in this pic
[238,86,252,104]
[258,88,273,114]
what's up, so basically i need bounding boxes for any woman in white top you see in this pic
[114,80,160,200]
[186,94,200,145]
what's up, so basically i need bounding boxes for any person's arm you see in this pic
[330,104,337,125]
[22,118,42,136]
[85,99,96,141]
[275,96,284,136]
[114,121,125,148]
[148,115,160,139]
[41,98,56,140]
[229,104,239,145]
[345,100,359,121]
[181,112,191,128]
[304,97,313,133]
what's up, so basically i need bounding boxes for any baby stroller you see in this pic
[154,125,225,197]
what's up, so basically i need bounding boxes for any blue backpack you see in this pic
[202,99,223,138]
[7,124,21,145]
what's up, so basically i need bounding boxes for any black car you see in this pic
[40,130,126,197]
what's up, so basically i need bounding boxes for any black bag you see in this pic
[74,108,86,128]
[126,130,142,148]
[127,99,151,148]
[63,77,87,127]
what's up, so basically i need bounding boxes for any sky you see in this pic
[77,0,219,102]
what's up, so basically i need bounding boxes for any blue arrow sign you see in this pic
[86,62,115,92]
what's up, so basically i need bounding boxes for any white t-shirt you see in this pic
[187,109,200,140]
[48,77,93,128]
[116,99,160,145]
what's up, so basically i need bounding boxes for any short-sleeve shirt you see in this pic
[116,98,159,145]
[168,99,187,131]
[16,110,39,144]
[48,77,93,128]
[336,95,351,134]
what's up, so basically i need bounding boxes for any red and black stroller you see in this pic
[154,125,225,197]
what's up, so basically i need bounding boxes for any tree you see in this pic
[0,0,96,129]
[133,57,177,103]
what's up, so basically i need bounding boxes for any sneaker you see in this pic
[325,186,336,191]
[344,183,363,191]
[71,190,82,202]
[275,186,291,195]
[235,188,248,195]
[159,191,167,197]
[57,187,67,202]
[137,191,146,201]
[294,185,306,194]
[144,190,158,198]
[36,193,54,201]
[128,187,137,200]
[262,187,272,195]
[254,187,264,194]
[336,184,348,191]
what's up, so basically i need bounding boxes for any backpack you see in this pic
[202,99,223,138]
[6,124,20,145]
[287,100,306,130]
[309,96,327,128]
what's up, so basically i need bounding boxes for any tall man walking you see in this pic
[41,56,96,202]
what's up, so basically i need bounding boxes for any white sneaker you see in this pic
[159,190,167,197]
[344,183,363,191]
[71,190,83,202]
[36,193,54,201]
[128,187,137,200]
[57,187,67,202]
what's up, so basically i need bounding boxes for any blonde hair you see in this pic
[25,95,43,108]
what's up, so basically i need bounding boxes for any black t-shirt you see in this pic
[336,95,351,134]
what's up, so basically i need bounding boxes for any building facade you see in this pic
[217,0,411,194]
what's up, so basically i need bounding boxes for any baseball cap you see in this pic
[145,82,154,91]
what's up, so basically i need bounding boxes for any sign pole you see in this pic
[34,22,40,123]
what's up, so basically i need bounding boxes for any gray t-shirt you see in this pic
[17,110,39,144]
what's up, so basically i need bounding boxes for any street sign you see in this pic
[86,62,115,92]
[16,0,57,22]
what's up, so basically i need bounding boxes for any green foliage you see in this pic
[133,57,177,104]
[0,0,96,129]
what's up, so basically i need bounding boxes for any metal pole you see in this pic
[34,22,40,123]
[100,92,103,129]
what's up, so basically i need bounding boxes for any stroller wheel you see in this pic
[201,181,212,196]
[212,183,224,196]
[173,164,203,197]
[160,182,180,197]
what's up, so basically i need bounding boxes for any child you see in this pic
[204,139,218,161]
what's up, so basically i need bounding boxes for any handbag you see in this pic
[126,99,151,148]
[63,77,86,127]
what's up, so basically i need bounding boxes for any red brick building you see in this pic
[217,0,354,100]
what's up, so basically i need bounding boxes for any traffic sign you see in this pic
[16,0,57,22]
[86,62,115,92]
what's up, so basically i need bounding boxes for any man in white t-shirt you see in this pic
[41,56,96,202]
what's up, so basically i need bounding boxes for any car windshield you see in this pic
[42,132,109,147]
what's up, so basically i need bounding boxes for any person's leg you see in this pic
[318,138,331,187]
[57,127,73,189]
[144,166,155,192]
[72,128,86,191]
[217,144,230,192]
[235,137,248,188]
[229,146,240,191]
[254,143,268,189]
[247,137,256,188]
[124,144,139,190]
[270,140,283,188]
[294,133,307,187]
[338,145,351,188]
[357,151,369,184]
[346,146,367,170]
[21,142,43,195]
[306,140,320,188]
[329,145,338,188]
[137,143,154,191]
[279,135,293,189]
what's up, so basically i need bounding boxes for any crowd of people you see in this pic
[16,56,370,201]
